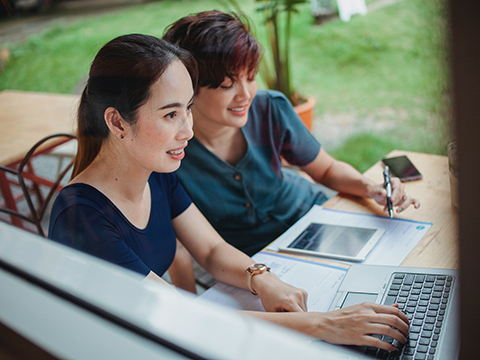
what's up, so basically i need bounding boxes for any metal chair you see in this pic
[0,133,76,237]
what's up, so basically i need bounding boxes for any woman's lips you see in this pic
[167,146,186,160]
[228,105,248,116]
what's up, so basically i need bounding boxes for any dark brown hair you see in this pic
[72,34,197,178]
[163,10,261,89]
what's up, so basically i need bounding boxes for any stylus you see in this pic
[383,166,394,218]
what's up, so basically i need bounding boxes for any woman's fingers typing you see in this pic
[315,302,409,350]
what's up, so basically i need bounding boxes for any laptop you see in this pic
[325,264,460,360]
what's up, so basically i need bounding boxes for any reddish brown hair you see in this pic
[163,10,261,89]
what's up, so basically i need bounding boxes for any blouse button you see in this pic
[244,202,252,208]
[233,173,242,181]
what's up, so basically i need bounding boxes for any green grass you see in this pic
[330,133,395,172]
[0,0,450,171]
[330,133,409,172]
[283,0,450,168]
[1,0,236,93]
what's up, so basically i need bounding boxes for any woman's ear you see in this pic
[104,107,126,140]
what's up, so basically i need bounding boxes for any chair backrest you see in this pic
[0,165,33,226]
[0,133,77,237]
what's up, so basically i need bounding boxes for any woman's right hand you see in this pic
[254,272,308,313]
[313,302,409,351]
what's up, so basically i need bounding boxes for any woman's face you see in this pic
[192,71,257,128]
[124,59,194,173]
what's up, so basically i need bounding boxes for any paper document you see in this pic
[268,206,431,266]
[198,251,347,312]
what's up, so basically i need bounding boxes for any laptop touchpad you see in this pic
[341,292,378,308]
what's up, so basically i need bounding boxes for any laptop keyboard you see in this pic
[358,272,455,360]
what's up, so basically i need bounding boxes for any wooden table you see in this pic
[322,150,458,269]
[265,150,458,271]
[0,90,79,166]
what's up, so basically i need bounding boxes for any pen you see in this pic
[383,166,393,218]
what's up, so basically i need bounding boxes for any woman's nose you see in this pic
[235,80,252,102]
[179,112,194,141]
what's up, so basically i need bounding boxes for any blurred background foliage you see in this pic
[0,0,450,171]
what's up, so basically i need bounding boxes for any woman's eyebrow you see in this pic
[158,94,195,110]
[158,102,181,110]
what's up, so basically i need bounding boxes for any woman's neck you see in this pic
[70,138,153,229]
[193,122,247,166]
[193,120,237,147]
[71,141,150,203]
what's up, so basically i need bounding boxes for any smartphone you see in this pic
[382,155,422,182]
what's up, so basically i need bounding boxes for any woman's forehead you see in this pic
[147,61,194,106]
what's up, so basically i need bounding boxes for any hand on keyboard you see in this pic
[356,272,454,359]
[314,302,409,351]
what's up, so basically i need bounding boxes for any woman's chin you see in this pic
[154,161,182,174]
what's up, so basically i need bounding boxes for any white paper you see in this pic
[268,206,431,266]
[198,251,347,312]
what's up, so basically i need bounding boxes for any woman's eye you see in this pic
[165,111,177,120]
[220,79,234,89]
[247,71,257,82]
[187,103,194,112]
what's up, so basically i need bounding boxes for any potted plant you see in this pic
[224,0,316,130]
[255,0,316,130]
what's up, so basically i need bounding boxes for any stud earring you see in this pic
[120,135,124,139]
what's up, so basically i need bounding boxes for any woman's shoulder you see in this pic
[251,90,295,118]
[249,90,297,130]
[150,172,192,219]
[253,89,290,106]
[52,183,113,214]
[48,183,119,238]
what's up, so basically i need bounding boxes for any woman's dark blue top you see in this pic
[48,172,192,277]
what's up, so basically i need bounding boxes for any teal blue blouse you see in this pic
[176,90,327,255]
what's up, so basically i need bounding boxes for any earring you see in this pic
[120,135,124,139]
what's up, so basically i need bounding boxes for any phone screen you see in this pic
[382,155,422,182]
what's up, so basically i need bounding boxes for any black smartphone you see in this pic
[382,155,422,182]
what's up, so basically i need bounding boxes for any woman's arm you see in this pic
[248,302,410,352]
[145,271,175,286]
[167,239,197,293]
[173,204,408,350]
[172,203,308,312]
[171,204,410,349]
[301,148,420,213]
